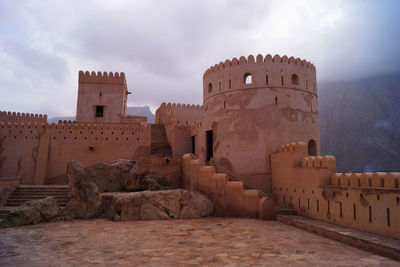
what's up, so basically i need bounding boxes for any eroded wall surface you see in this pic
[272,142,400,239]
[195,54,320,193]
[0,110,151,185]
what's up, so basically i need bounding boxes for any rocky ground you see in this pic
[0,218,397,266]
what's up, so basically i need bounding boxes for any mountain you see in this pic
[318,74,400,172]
[126,106,155,123]
[48,106,155,124]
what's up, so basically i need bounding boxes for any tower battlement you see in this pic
[78,70,126,85]
[203,54,317,101]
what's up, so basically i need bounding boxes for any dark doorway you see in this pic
[206,130,213,162]
[308,139,317,156]
[191,136,196,154]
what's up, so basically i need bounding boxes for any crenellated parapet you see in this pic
[331,172,400,189]
[203,54,317,101]
[155,102,202,125]
[78,70,127,85]
[0,111,47,124]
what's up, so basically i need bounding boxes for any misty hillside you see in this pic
[319,74,400,172]
[48,106,155,123]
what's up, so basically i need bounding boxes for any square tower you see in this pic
[76,71,129,123]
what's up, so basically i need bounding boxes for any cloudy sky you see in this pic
[0,0,399,117]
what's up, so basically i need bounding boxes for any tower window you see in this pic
[95,106,104,118]
[266,75,269,85]
[243,73,252,84]
[229,79,231,88]
[281,76,284,86]
[219,82,221,91]
[291,74,299,85]
[208,83,212,93]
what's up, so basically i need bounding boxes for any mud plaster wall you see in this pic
[76,71,128,123]
[0,122,45,184]
[46,122,151,184]
[155,103,202,157]
[271,147,400,239]
[196,54,319,193]
[197,87,319,193]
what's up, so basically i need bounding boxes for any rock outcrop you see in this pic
[66,160,102,219]
[108,189,213,221]
[125,163,171,191]
[1,196,60,227]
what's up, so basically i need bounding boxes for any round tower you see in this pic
[199,54,320,192]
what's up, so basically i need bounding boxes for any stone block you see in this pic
[258,197,275,220]
[243,190,260,218]
[223,181,244,217]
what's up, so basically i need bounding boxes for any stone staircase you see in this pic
[0,185,69,219]
[151,124,172,157]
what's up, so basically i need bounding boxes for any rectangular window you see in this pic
[229,79,232,88]
[266,75,269,85]
[95,105,104,117]
[219,82,221,91]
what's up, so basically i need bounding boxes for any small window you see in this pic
[229,79,231,88]
[266,75,269,85]
[291,74,299,85]
[219,82,221,91]
[281,76,284,86]
[306,80,308,89]
[208,83,212,93]
[243,73,252,84]
[308,139,317,156]
[95,106,104,118]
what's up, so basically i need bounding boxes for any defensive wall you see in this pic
[188,54,320,193]
[0,111,47,124]
[155,103,202,157]
[182,153,274,219]
[0,113,151,185]
[271,141,400,239]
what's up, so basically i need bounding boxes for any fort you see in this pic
[0,54,399,260]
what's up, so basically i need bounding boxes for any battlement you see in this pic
[278,142,307,153]
[203,54,317,101]
[0,111,47,124]
[78,70,127,85]
[331,172,400,189]
[301,156,336,169]
[155,102,202,125]
[160,102,202,110]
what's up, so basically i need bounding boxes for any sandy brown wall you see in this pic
[271,142,400,239]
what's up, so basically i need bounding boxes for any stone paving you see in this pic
[0,218,398,266]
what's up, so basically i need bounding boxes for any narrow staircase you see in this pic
[0,185,69,219]
[151,124,172,157]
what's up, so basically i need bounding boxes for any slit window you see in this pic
[95,106,104,118]
[208,83,212,93]
[229,79,231,88]
[291,74,299,85]
[219,82,221,91]
[281,76,284,86]
[266,75,269,85]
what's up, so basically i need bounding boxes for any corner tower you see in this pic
[198,54,320,192]
[76,71,129,123]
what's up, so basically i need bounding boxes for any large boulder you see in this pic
[66,159,136,219]
[125,163,171,191]
[66,160,102,219]
[1,196,60,227]
[86,159,135,192]
[108,189,213,221]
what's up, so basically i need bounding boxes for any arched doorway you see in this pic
[308,139,317,156]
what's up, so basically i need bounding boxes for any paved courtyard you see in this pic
[0,218,398,266]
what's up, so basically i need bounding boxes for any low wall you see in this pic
[182,154,274,219]
[0,177,20,206]
[271,141,400,239]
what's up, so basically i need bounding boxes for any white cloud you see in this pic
[0,0,399,117]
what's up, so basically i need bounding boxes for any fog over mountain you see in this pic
[319,73,400,172]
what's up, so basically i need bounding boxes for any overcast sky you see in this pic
[0,0,399,117]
